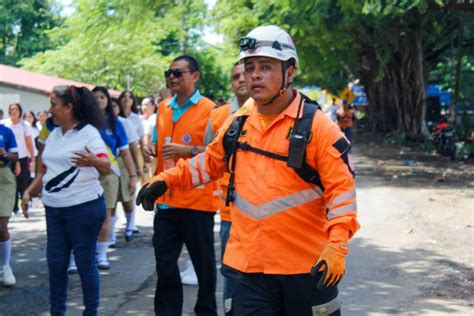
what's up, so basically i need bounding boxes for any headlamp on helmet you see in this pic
[239,37,257,51]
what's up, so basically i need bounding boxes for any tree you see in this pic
[213,0,474,138]
[0,0,62,66]
[20,0,232,98]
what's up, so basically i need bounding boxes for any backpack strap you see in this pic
[222,95,324,206]
[223,115,248,206]
[289,97,324,189]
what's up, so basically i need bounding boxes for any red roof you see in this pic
[0,64,121,97]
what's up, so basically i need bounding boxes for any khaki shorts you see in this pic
[117,156,132,203]
[0,167,16,217]
[100,172,119,209]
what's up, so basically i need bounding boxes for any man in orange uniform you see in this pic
[138,27,359,315]
[204,61,249,315]
[146,55,217,315]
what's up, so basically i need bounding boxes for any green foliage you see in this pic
[193,45,234,100]
[20,0,231,98]
[21,0,171,95]
[0,0,62,66]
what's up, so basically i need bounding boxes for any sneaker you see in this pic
[132,228,140,234]
[180,261,198,285]
[68,262,78,275]
[124,230,133,242]
[108,241,117,249]
[98,259,110,270]
[181,270,198,285]
[3,266,16,287]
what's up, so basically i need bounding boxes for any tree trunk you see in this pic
[358,11,429,139]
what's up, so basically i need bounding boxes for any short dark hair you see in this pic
[52,85,104,129]
[173,55,199,73]
[8,103,23,117]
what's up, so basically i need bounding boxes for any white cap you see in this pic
[238,25,298,68]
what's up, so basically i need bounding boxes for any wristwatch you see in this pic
[190,146,199,156]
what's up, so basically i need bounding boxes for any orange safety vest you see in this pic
[154,96,217,212]
[336,108,354,129]
[209,103,234,222]
[161,91,359,274]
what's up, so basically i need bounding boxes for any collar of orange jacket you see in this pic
[238,90,304,120]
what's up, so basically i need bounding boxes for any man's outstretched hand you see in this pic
[136,178,167,211]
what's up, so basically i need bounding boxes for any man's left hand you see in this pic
[311,243,347,289]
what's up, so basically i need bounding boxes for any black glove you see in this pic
[136,181,167,211]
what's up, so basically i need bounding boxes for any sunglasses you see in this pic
[164,69,192,78]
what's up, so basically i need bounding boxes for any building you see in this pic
[0,64,120,115]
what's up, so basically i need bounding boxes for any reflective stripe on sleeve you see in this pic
[327,190,356,210]
[234,186,323,220]
[327,202,357,220]
[189,156,200,186]
[198,153,211,183]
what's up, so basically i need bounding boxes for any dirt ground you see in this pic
[352,132,473,310]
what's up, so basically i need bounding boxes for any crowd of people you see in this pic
[0,24,359,316]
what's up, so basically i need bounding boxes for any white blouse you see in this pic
[42,124,108,208]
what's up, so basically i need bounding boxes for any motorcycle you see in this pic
[432,120,456,160]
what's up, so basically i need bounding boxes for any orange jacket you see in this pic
[154,96,217,212]
[336,108,354,129]
[208,102,240,222]
[159,91,359,274]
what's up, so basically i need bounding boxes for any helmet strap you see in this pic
[262,61,290,106]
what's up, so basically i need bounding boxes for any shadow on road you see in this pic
[342,237,473,314]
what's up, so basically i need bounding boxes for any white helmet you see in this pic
[238,25,299,68]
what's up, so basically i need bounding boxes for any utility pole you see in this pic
[179,0,186,54]
[126,74,133,91]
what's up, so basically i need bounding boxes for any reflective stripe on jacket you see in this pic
[161,91,359,274]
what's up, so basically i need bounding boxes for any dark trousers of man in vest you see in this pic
[153,207,217,316]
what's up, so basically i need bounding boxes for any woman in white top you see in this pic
[111,98,140,246]
[22,85,110,316]
[5,103,35,214]
[117,91,146,240]
[36,110,49,131]
[23,111,40,158]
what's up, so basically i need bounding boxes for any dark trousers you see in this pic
[220,220,239,316]
[45,197,106,316]
[232,269,340,316]
[13,157,30,213]
[153,207,217,316]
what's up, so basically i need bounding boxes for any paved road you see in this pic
[0,205,223,316]
[1,145,472,315]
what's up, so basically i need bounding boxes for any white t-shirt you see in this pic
[41,124,108,208]
[26,121,39,156]
[144,114,156,136]
[127,112,145,138]
[118,116,139,144]
[4,119,32,159]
